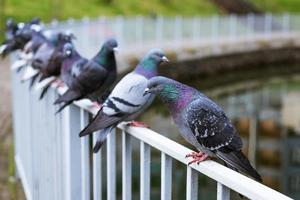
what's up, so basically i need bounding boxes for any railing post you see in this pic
[174,16,182,43]
[140,141,151,200]
[63,105,83,200]
[107,129,116,200]
[229,14,237,41]
[93,131,102,200]
[186,167,198,200]
[161,152,172,200]
[122,131,132,200]
[155,16,163,45]
[247,13,255,37]
[282,13,290,33]
[211,15,219,39]
[80,109,90,200]
[192,17,200,41]
[264,13,272,37]
[135,16,143,45]
[217,182,230,200]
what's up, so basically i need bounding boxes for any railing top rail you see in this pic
[53,82,292,200]
[117,124,292,200]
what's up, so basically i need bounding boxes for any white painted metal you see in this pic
[140,141,151,200]
[217,182,230,200]
[186,167,198,200]
[93,132,102,200]
[10,14,299,200]
[80,109,90,200]
[122,131,132,200]
[107,129,116,200]
[63,105,82,200]
[118,124,292,200]
[161,152,172,200]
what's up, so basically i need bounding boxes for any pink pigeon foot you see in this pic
[91,102,102,110]
[54,79,65,88]
[127,121,149,128]
[186,152,209,165]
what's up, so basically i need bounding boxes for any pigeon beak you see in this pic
[113,47,119,52]
[162,56,169,63]
[0,44,7,54]
[143,88,150,96]
[66,50,72,56]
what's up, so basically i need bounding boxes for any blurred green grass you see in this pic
[251,0,300,13]
[4,0,218,23]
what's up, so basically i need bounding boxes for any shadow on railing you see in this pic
[11,64,293,199]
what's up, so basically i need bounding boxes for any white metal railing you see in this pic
[47,14,300,58]
[10,14,300,200]
[11,69,293,199]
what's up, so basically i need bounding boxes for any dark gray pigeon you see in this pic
[53,38,118,113]
[60,43,88,88]
[144,76,262,182]
[37,34,76,99]
[79,49,169,153]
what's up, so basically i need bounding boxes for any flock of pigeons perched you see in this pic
[1,18,262,183]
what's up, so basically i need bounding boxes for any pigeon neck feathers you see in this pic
[135,58,159,79]
[93,47,116,71]
[159,83,195,114]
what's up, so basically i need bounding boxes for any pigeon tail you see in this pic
[53,89,82,105]
[55,101,72,114]
[39,79,56,100]
[216,150,262,182]
[93,126,113,153]
[79,109,121,137]
[29,73,39,89]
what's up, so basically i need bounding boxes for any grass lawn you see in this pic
[250,0,300,13]
[3,0,218,23]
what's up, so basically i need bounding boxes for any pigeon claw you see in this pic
[91,102,102,110]
[127,121,149,128]
[186,152,209,165]
[185,151,204,158]
[53,79,65,88]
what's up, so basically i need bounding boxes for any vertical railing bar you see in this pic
[161,152,172,200]
[140,141,151,200]
[93,132,102,200]
[122,131,132,200]
[217,182,230,200]
[186,167,198,200]
[107,129,116,200]
[80,109,90,200]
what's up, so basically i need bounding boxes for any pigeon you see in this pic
[60,43,88,88]
[79,49,169,153]
[0,20,42,58]
[36,42,83,99]
[23,32,74,86]
[53,38,118,113]
[144,76,262,182]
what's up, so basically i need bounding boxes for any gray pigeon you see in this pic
[79,49,169,153]
[144,76,262,182]
[60,43,88,89]
[53,38,118,113]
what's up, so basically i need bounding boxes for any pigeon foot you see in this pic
[53,79,65,88]
[91,102,102,110]
[126,121,149,128]
[186,152,209,165]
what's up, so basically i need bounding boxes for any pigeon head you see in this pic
[57,32,75,43]
[135,49,168,79]
[144,76,195,110]
[101,38,118,52]
[63,43,75,57]
[94,38,118,69]
[30,18,41,25]
[6,18,16,30]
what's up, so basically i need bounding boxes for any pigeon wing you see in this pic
[186,98,242,152]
